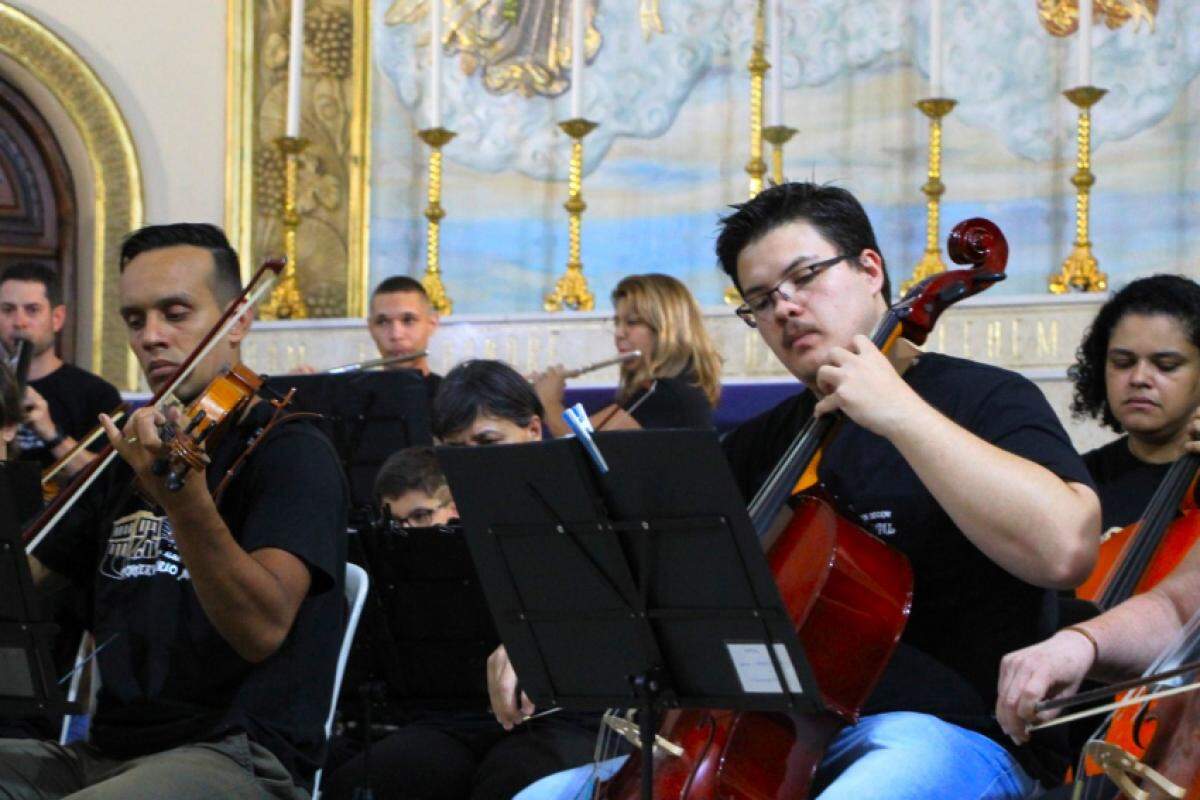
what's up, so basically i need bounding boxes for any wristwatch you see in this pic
[43,428,66,450]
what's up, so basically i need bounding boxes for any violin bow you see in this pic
[1026,657,1200,733]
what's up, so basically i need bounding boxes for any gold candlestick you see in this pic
[745,0,768,197]
[900,98,957,296]
[1049,86,1108,294]
[762,125,798,185]
[260,136,311,320]
[725,0,770,305]
[418,127,456,315]
[545,118,598,312]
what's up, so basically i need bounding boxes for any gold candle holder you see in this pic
[545,118,598,312]
[762,125,798,186]
[725,0,770,306]
[260,136,311,320]
[900,98,957,296]
[1049,86,1108,294]
[418,127,456,315]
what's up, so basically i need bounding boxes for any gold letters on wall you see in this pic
[226,0,371,318]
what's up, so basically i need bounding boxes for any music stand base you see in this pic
[633,670,663,800]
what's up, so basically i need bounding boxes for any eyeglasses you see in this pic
[394,499,451,528]
[734,254,851,328]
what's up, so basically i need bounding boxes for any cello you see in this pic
[1076,454,1200,610]
[598,218,1009,799]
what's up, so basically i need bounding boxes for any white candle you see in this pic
[285,0,306,137]
[570,0,585,119]
[1077,0,1093,87]
[929,0,943,98]
[429,0,443,128]
[767,0,783,125]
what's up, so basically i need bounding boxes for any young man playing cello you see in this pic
[6,223,348,799]
[513,182,1100,799]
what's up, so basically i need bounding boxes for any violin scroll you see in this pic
[947,218,1009,277]
[892,217,1009,346]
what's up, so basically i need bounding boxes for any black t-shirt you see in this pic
[1082,436,1172,532]
[16,363,122,468]
[424,372,443,404]
[34,402,348,789]
[721,353,1094,778]
[624,375,713,430]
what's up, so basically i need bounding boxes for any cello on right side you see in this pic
[1075,453,1200,612]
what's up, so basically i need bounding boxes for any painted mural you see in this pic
[368,0,1200,314]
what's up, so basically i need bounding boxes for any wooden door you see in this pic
[0,76,78,360]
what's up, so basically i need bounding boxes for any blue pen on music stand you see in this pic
[563,403,609,474]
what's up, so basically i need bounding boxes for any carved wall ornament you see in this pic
[1038,0,1158,36]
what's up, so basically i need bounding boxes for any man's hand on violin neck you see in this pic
[101,407,204,509]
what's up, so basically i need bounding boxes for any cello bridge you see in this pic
[1084,740,1186,800]
[601,709,684,758]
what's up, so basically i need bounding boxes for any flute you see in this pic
[562,350,642,379]
[325,351,428,375]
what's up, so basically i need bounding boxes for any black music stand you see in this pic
[263,369,433,512]
[348,522,495,715]
[438,430,822,800]
[0,462,78,718]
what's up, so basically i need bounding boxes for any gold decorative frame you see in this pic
[225,0,372,319]
[0,3,144,388]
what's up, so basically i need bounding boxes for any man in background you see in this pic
[0,262,121,477]
[367,276,441,397]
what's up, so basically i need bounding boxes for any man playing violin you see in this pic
[6,223,348,799]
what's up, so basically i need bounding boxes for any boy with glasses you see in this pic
[375,446,458,528]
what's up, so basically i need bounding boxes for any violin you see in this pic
[22,259,286,554]
[151,361,296,500]
[597,218,1009,799]
[1077,454,1200,610]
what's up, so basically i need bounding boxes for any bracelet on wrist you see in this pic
[1062,625,1099,664]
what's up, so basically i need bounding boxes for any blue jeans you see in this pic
[515,712,1037,800]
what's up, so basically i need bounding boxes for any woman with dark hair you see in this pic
[433,358,545,445]
[323,359,597,800]
[1070,274,1200,533]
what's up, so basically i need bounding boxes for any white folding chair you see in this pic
[59,633,94,745]
[312,562,369,799]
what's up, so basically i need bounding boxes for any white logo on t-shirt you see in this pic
[99,510,191,581]
[860,508,897,538]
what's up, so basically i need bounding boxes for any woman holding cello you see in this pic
[510,183,1100,799]
[1068,276,1200,607]
[1073,275,1200,533]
